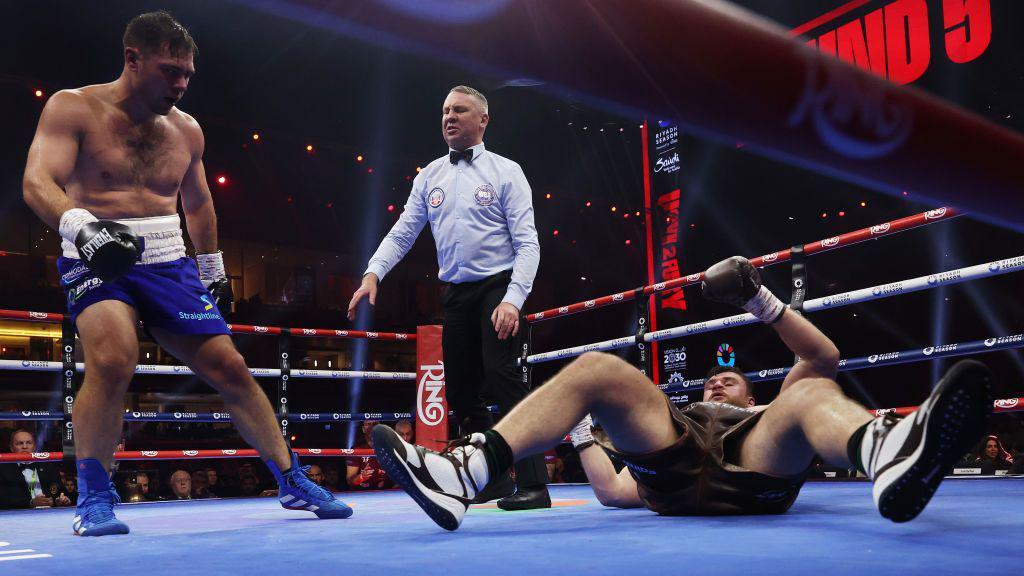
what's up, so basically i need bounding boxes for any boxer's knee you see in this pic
[570,352,653,406]
[202,349,255,395]
[85,345,137,386]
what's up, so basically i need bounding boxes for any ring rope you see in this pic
[0,448,375,464]
[659,332,1024,394]
[0,310,415,341]
[525,207,960,322]
[526,253,1024,364]
[0,360,414,380]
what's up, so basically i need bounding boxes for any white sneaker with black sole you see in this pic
[372,424,490,531]
[863,359,993,523]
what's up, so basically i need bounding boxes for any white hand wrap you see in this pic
[742,285,787,324]
[58,208,99,244]
[570,414,595,451]
[196,251,226,288]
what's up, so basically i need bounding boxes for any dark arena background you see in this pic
[0,1,1022,574]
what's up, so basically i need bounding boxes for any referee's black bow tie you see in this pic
[449,149,473,164]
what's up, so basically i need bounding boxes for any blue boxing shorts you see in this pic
[56,215,230,335]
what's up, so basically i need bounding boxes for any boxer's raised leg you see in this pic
[373,351,678,529]
[494,352,677,458]
[737,377,871,477]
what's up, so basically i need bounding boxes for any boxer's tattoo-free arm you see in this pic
[179,120,218,254]
[22,90,83,229]
[772,309,840,394]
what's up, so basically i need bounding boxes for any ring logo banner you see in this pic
[415,325,448,451]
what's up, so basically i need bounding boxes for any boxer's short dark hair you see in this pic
[124,11,197,58]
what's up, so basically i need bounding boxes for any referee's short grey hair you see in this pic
[449,85,488,114]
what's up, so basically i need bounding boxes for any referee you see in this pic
[349,85,549,509]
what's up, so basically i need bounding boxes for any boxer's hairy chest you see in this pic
[74,106,193,201]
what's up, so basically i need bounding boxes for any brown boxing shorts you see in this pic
[593,400,809,515]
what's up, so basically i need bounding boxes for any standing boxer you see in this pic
[22,11,351,536]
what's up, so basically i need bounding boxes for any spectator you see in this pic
[544,451,565,484]
[238,474,261,497]
[0,429,71,509]
[395,420,415,443]
[59,469,78,503]
[307,464,325,486]
[977,434,1013,472]
[208,466,235,497]
[353,421,380,448]
[169,470,192,500]
[122,471,158,502]
[347,430,392,490]
[323,466,341,491]
[191,469,214,499]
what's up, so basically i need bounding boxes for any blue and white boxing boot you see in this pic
[266,452,353,519]
[73,458,129,536]
[861,359,993,522]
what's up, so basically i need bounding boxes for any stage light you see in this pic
[387,204,395,212]
[585,201,592,207]
[306,144,314,152]
[553,230,559,236]
[860,201,867,207]
[821,212,828,218]
[252,133,260,141]
[625,239,631,245]
[216,175,227,185]
[545,193,552,199]
[839,211,846,217]
[34,89,43,98]
[611,206,617,212]
[356,155,364,162]
[367,167,373,173]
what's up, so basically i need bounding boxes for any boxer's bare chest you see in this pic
[76,106,192,198]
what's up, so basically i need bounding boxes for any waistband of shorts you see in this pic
[61,215,186,264]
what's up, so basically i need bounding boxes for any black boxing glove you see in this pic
[701,256,786,323]
[197,251,234,315]
[70,218,141,282]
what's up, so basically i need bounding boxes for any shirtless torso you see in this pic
[24,81,205,226]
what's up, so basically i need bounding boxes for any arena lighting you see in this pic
[585,201,592,207]
[553,230,559,236]
[387,204,395,212]
[367,167,374,173]
[861,201,867,207]
[821,212,828,218]
[415,167,422,173]
[216,175,227,185]
[545,193,552,199]
[356,154,364,162]
[34,89,43,98]
[625,239,631,245]
[306,144,314,152]
[839,211,846,217]
[252,133,260,141]
[611,206,617,212]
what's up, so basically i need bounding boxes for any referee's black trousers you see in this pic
[441,270,548,488]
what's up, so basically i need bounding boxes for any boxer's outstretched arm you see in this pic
[22,90,84,229]
[773,309,840,394]
[179,117,218,254]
